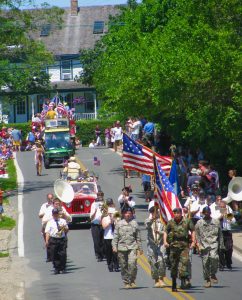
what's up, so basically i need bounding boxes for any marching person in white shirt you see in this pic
[211,197,235,270]
[39,193,54,262]
[101,198,119,272]
[45,208,69,274]
[90,191,105,261]
[118,187,136,212]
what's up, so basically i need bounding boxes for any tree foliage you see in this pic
[0,0,64,97]
[79,0,242,174]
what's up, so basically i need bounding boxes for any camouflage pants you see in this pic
[118,249,137,284]
[200,248,218,280]
[147,245,166,280]
[170,247,189,278]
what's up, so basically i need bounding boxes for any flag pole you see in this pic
[153,155,174,219]
[123,169,126,188]
[153,155,167,225]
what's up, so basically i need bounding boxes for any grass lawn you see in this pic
[0,216,16,230]
[0,252,9,258]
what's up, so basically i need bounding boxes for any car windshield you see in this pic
[45,132,72,150]
[71,183,96,194]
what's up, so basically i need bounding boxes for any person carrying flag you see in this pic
[145,201,166,288]
[163,208,195,292]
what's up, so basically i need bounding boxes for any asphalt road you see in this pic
[16,147,242,300]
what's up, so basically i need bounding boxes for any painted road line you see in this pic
[137,256,186,300]
[13,153,24,257]
[139,254,196,300]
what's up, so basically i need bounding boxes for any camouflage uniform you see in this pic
[195,218,224,280]
[145,217,166,280]
[165,217,194,279]
[112,219,143,285]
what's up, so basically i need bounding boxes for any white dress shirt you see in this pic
[45,218,67,238]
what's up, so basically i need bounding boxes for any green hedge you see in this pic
[75,120,114,146]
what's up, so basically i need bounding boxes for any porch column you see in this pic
[94,92,97,119]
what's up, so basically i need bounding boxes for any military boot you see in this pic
[204,280,211,288]
[210,275,218,284]
[180,278,186,289]
[172,277,177,292]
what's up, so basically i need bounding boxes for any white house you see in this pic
[1,1,119,123]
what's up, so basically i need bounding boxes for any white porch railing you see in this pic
[74,113,96,120]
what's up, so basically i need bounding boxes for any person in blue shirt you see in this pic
[142,174,152,202]
[143,121,155,146]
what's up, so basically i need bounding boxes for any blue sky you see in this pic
[20,0,128,8]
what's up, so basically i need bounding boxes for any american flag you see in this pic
[154,156,182,224]
[40,110,46,120]
[57,102,66,114]
[123,133,172,176]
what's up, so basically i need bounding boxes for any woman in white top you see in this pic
[34,141,44,176]
[113,121,123,152]
[101,198,119,272]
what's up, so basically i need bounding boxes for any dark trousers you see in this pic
[104,239,119,270]
[91,224,104,259]
[219,231,233,268]
[49,237,67,271]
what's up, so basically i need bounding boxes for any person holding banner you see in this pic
[163,208,195,292]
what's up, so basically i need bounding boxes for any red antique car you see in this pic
[62,181,100,224]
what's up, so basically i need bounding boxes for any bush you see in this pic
[75,119,115,146]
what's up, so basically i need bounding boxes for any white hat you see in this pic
[82,185,89,189]
[191,168,197,174]
[69,156,76,162]
[148,200,155,211]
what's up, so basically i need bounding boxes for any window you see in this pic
[93,21,104,34]
[40,24,51,36]
[61,60,72,80]
[17,100,25,115]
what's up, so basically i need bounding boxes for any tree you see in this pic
[0,0,64,97]
[79,0,242,174]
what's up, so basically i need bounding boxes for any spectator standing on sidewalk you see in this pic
[11,128,22,152]
[95,125,102,146]
[113,121,123,152]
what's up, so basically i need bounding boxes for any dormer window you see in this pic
[40,24,51,37]
[93,21,104,34]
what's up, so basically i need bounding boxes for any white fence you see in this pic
[74,113,96,120]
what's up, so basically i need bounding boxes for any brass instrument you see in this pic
[220,207,234,221]
[223,176,242,203]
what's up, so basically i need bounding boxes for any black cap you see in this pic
[106,198,113,206]
[191,184,198,190]
[202,206,211,214]
[173,207,182,213]
[52,208,59,215]
[121,205,134,213]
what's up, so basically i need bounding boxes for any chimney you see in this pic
[71,0,78,16]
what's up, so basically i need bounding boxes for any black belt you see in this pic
[50,237,65,240]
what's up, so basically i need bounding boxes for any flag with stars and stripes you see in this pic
[154,156,182,223]
[122,133,172,176]
[57,102,67,115]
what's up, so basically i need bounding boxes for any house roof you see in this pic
[31,5,120,55]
